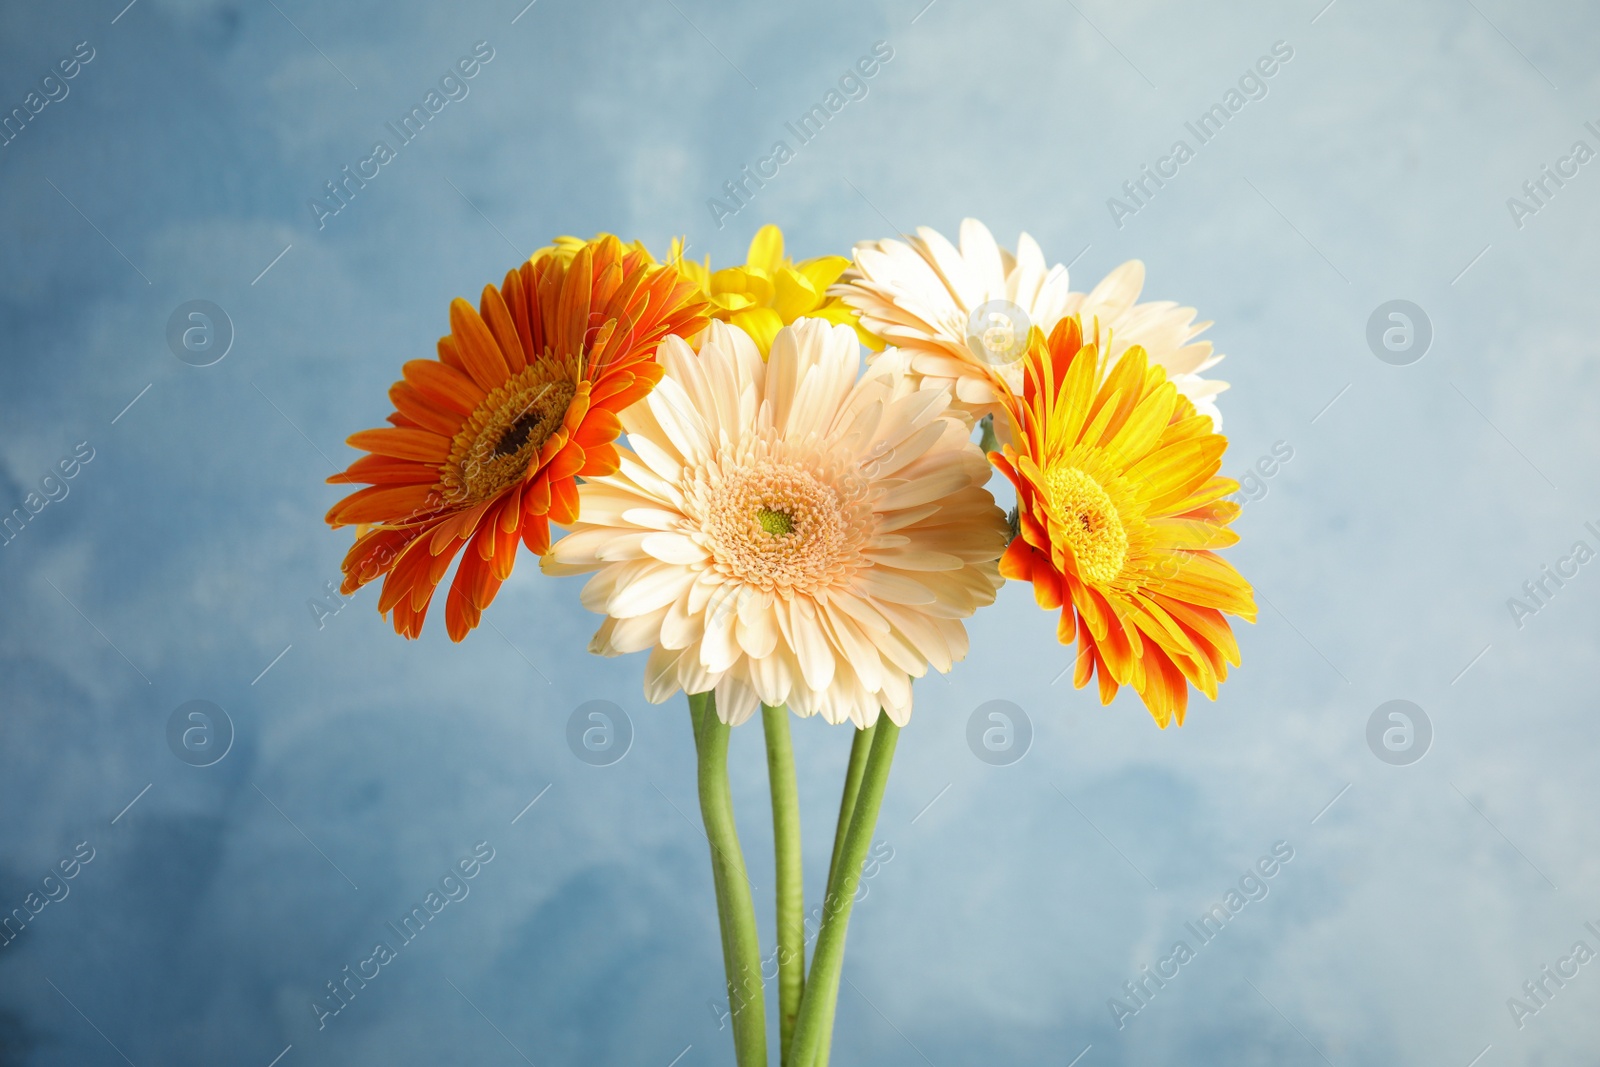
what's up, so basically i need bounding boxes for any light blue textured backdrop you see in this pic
[2,0,1597,1064]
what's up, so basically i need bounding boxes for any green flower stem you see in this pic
[693,693,768,1067]
[978,413,1000,456]
[789,718,901,1067]
[688,695,739,1011]
[813,722,876,1067]
[762,705,806,1063]
[824,724,877,900]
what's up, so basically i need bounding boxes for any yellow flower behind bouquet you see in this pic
[540,225,873,356]
[674,225,882,356]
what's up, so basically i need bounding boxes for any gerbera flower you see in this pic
[831,217,1227,427]
[543,318,1008,727]
[325,235,712,641]
[990,316,1255,727]
[667,224,877,356]
[537,225,872,356]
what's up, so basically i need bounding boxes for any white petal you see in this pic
[606,564,695,618]
[714,672,761,726]
[640,532,707,564]
[958,218,1005,292]
[781,597,836,692]
[644,644,686,703]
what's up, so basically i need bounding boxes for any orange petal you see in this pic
[449,297,511,392]
[377,531,447,616]
[492,493,522,580]
[553,244,594,357]
[445,534,501,642]
[479,283,526,375]
[579,441,621,478]
[405,359,483,417]
[327,484,444,527]
[327,455,437,486]
[999,537,1034,582]
[547,442,587,483]
[348,427,451,463]
[340,526,419,593]
[548,474,580,526]
[389,381,462,437]
[575,408,623,449]
[520,512,551,554]
[436,334,467,374]
[508,263,539,356]
[523,470,552,516]
[1056,606,1076,645]
[1031,560,1062,610]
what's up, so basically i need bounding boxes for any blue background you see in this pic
[2,0,1598,1064]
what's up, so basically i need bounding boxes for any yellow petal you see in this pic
[772,267,820,322]
[712,291,756,314]
[799,254,850,293]
[712,266,773,305]
[746,224,785,275]
[731,307,784,356]
[809,299,885,351]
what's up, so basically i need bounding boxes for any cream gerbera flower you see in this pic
[543,319,1008,727]
[831,218,1228,428]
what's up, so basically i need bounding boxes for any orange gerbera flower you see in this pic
[326,236,712,641]
[990,317,1256,726]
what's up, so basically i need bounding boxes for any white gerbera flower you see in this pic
[543,319,1008,728]
[830,218,1229,428]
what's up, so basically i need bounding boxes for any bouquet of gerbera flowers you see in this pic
[325,220,1254,1065]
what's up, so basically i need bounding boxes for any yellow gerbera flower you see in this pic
[535,226,873,355]
[672,225,875,355]
[991,316,1255,727]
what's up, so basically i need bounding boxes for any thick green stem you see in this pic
[789,718,901,1067]
[814,722,877,1067]
[762,705,805,1063]
[824,724,877,900]
[693,693,768,1067]
[689,695,738,1022]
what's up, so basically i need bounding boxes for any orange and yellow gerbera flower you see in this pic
[325,235,711,641]
[990,317,1255,726]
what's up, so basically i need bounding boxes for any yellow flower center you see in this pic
[441,359,576,506]
[1044,465,1127,584]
